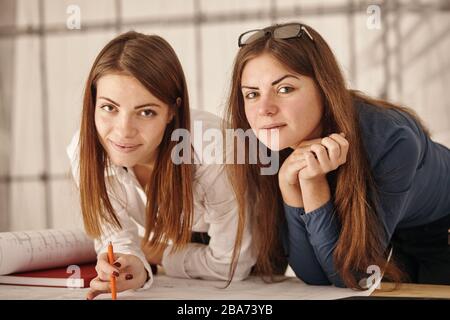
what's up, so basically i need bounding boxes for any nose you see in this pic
[116,113,138,138]
[257,93,278,116]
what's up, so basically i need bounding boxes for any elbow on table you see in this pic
[229,264,253,281]
[330,278,347,288]
[290,264,347,287]
[296,273,347,288]
[207,261,253,281]
[298,276,331,286]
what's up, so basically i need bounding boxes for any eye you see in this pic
[278,86,294,94]
[139,109,156,117]
[244,91,259,99]
[100,104,116,112]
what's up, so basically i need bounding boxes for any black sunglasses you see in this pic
[238,23,314,48]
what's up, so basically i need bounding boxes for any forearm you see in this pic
[299,176,331,213]
[161,242,254,280]
[281,176,347,286]
[283,204,331,285]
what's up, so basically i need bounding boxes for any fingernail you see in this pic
[113,271,120,277]
[113,262,121,268]
[125,274,133,280]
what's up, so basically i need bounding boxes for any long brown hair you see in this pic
[226,22,427,288]
[79,31,193,255]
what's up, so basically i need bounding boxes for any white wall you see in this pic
[1,0,449,231]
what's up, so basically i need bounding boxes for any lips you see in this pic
[260,123,287,130]
[108,140,142,153]
[113,141,140,148]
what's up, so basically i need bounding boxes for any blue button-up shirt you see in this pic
[283,101,450,287]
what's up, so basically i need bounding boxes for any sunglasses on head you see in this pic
[238,23,314,48]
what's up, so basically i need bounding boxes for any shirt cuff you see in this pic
[134,251,154,291]
[300,200,333,221]
[299,200,338,246]
[283,202,306,217]
[161,244,191,278]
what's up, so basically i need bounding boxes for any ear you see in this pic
[167,108,176,124]
[167,97,181,123]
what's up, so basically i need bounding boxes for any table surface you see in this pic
[0,274,449,300]
[372,283,450,299]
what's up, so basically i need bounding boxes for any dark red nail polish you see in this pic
[125,274,133,280]
[113,271,119,277]
[114,262,121,268]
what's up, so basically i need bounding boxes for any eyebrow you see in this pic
[241,74,300,90]
[97,96,161,109]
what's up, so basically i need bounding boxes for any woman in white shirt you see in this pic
[67,31,256,299]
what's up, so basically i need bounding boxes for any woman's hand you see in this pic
[294,133,349,181]
[291,133,349,213]
[86,253,148,300]
[278,133,348,207]
[278,147,308,207]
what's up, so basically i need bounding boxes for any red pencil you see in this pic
[107,242,117,300]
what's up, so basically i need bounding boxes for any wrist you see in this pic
[299,175,331,213]
[279,182,304,208]
[299,174,328,185]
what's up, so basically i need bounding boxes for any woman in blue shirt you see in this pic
[224,22,450,288]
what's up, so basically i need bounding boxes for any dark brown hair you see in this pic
[225,22,427,288]
[79,31,193,254]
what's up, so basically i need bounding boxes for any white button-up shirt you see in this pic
[66,109,256,289]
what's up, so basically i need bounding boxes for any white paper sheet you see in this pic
[0,229,96,275]
[0,275,376,300]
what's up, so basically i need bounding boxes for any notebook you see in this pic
[0,262,97,288]
[0,229,97,288]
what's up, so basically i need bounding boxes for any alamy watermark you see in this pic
[66,264,84,288]
[66,5,81,30]
[359,264,382,290]
[170,121,280,175]
[366,4,381,30]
